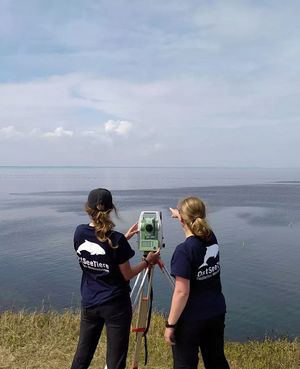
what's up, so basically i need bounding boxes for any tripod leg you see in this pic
[131,296,149,369]
[130,270,142,299]
[132,269,148,309]
[161,264,175,289]
[131,267,154,369]
[157,259,175,289]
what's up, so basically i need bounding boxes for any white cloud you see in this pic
[0,121,134,143]
[29,128,42,136]
[0,125,75,140]
[104,120,133,136]
[80,120,134,147]
[0,71,299,135]
[0,125,22,139]
[43,127,74,138]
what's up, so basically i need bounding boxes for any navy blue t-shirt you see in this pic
[171,232,226,320]
[74,224,135,307]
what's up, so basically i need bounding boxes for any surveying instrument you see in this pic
[130,211,175,369]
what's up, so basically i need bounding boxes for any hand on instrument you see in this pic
[145,248,160,265]
[125,222,139,240]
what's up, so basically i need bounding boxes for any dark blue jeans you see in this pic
[172,314,230,369]
[71,295,132,369]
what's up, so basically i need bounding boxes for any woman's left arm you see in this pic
[125,222,138,240]
[164,276,190,345]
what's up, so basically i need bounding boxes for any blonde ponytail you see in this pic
[85,203,118,249]
[178,196,211,239]
[190,217,211,239]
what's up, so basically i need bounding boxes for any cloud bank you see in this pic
[0,1,299,167]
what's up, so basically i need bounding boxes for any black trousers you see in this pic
[172,314,230,369]
[71,295,132,369]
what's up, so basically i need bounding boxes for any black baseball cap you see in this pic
[87,188,113,211]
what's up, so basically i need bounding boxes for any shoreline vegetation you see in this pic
[0,311,299,369]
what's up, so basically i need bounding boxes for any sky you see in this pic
[0,0,299,167]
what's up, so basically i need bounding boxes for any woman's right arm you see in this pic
[164,276,190,345]
[119,250,160,281]
[167,276,190,325]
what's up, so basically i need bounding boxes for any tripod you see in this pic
[130,257,175,369]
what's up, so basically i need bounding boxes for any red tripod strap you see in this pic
[132,327,146,333]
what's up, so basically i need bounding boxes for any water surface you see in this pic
[0,167,299,341]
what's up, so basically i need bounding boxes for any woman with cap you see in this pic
[71,188,160,369]
[164,196,230,369]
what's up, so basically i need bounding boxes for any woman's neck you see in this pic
[183,224,194,238]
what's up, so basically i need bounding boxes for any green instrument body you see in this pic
[138,211,163,252]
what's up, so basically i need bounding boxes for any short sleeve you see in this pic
[73,226,82,251]
[115,234,135,264]
[171,247,192,280]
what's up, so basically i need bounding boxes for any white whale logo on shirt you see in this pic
[199,244,219,269]
[77,240,106,255]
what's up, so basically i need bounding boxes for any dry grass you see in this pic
[0,311,299,369]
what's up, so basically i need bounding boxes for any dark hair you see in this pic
[85,189,119,248]
[87,188,113,211]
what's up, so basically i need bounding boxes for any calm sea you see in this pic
[0,166,300,341]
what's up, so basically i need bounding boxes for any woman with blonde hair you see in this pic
[71,188,160,369]
[164,196,230,369]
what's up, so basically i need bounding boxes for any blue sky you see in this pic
[0,0,299,167]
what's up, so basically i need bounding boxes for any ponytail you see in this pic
[178,196,212,239]
[190,217,211,239]
[85,203,118,249]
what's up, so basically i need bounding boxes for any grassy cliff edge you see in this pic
[0,311,299,369]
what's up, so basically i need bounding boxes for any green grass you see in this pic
[0,311,299,369]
